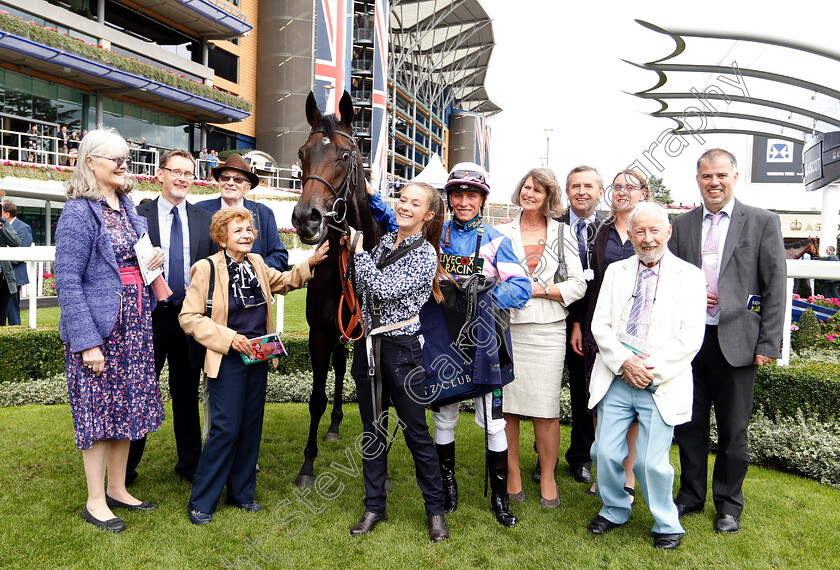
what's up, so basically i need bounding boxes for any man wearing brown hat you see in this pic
[196,153,289,271]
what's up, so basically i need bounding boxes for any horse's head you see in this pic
[292,90,361,245]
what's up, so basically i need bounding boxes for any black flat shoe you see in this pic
[587,514,625,536]
[675,502,704,517]
[82,506,125,532]
[350,510,388,536]
[574,466,594,484]
[714,513,740,534]
[653,532,682,549]
[624,486,636,507]
[105,494,158,511]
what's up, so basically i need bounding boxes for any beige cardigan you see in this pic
[179,250,313,377]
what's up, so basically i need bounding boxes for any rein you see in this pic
[303,126,365,343]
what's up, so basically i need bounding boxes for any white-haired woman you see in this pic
[55,127,166,532]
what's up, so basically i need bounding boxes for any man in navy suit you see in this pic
[2,201,32,326]
[669,148,786,534]
[126,150,215,484]
[195,153,289,271]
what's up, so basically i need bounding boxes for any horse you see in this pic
[785,237,819,260]
[290,90,386,487]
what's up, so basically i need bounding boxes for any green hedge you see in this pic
[0,326,64,382]
[754,361,840,422]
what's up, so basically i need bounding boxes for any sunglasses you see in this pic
[219,174,249,184]
[92,154,131,169]
[448,169,487,185]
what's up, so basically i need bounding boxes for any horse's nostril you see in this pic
[307,209,321,224]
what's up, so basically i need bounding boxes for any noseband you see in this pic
[302,128,358,229]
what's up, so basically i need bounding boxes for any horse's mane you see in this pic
[785,238,815,249]
[315,114,340,139]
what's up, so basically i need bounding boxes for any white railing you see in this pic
[0,246,304,331]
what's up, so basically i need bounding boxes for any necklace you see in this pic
[520,217,546,232]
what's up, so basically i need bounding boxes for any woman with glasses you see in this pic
[180,208,328,525]
[569,169,651,502]
[55,127,166,532]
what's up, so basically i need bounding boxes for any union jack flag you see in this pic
[315,0,353,117]
[370,0,389,192]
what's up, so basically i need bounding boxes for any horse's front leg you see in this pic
[295,335,330,487]
[325,343,347,441]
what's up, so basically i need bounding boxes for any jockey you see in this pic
[367,163,531,527]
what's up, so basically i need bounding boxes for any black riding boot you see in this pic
[436,442,458,514]
[488,449,517,527]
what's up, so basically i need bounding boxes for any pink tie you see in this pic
[703,212,725,317]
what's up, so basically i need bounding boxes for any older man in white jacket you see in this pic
[585,202,706,550]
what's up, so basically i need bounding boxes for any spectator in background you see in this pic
[2,201,32,325]
[68,131,81,167]
[59,126,70,166]
[823,246,840,300]
[199,148,210,180]
[139,138,152,175]
[26,125,40,163]
[0,208,22,326]
[291,161,302,190]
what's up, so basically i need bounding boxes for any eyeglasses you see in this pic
[92,154,131,169]
[219,174,249,184]
[161,166,195,180]
[448,169,487,185]
[612,184,642,192]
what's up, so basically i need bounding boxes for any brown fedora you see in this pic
[211,153,260,189]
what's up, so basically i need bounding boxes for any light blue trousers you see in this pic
[591,377,684,535]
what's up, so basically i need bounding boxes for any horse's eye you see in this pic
[340,151,350,161]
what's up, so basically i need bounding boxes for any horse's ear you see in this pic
[338,90,354,128]
[306,92,321,127]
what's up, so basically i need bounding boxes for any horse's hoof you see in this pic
[294,474,315,487]
[385,476,393,493]
[324,431,341,442]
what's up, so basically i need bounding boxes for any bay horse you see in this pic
[291,91,385,487]
[785,237,819,259]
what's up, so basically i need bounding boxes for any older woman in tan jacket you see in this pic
[180,207,327,525]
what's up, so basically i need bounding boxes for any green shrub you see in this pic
[755,360,840,422]
[0,326,64,382]
[792,308,821,351]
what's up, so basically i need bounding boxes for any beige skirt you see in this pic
[503,321,566,418]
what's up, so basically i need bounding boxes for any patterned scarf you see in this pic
[225,252,266,308]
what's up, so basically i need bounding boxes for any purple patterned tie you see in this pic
[703,212,725,317]
[627,268,654,339]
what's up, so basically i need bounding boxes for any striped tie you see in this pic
[626,268,654,339]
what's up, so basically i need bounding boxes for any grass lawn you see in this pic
[1,402,839,569]
[20,289,310,332]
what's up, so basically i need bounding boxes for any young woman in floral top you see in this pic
[344,182,450,542]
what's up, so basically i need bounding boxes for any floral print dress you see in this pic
[64,199,164,450]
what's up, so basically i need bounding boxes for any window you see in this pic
[209,47,239,83]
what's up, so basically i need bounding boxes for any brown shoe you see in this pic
[349,510,388,536]
[428,514,450,542]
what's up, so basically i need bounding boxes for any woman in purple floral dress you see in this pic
[55,128,166,532]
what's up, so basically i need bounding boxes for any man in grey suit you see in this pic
[126,149,215,485]
[2,201,32,325]
[668,148,786,534]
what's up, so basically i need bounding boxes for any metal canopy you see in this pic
[126,0,252,40]
[390,0,501,116]
[627,20,840,144]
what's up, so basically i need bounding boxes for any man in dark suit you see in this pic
[126,149,215,485]
[195,153,289,272]
[669,148,786,534]
[2,201,32,325]
[0,210,21,326]
[542,165,605,485]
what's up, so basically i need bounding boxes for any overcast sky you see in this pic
[480,0,835,210]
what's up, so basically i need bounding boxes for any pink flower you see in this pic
[791,324,800,331]
[793,294,801,300]
[826,334,835,341]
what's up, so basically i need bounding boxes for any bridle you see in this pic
[301,125,365,343]
[301,127,358,232]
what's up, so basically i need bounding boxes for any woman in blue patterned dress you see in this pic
[55,128,165,532]
[344,182,450,542]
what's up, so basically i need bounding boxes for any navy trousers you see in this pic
[188,353,268,514]
[351,335,444,517]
